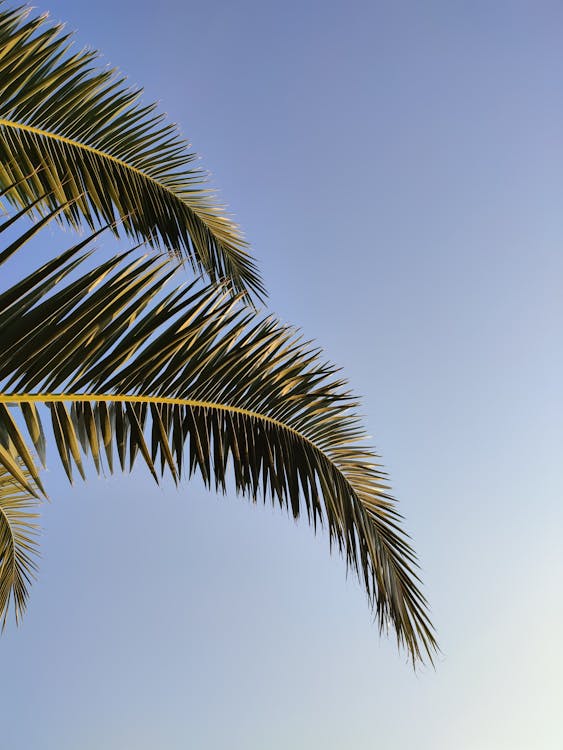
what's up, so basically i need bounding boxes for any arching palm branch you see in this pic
[0,463,39,629]
[0,2,436,666]
[0,209,436,664]
[0,4,263,298]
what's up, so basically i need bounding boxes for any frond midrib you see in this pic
[0,391,328,458]
[0,391,400,582]
[0,118,226,235]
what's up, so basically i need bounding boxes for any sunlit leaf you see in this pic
[0,213,436,663]
[0,5,263,298]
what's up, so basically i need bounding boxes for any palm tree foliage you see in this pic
[0,4,263,298]
[0,2,436,665]
[0,463,39,628]
[0,204,436,663]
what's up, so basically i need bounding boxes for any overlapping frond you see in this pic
[0,4,263,297]
[0,214,436,663]
[0,462,40,628]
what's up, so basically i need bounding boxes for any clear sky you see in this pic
[3,1,563,748]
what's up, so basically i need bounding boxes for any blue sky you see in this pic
[2,1,563,748]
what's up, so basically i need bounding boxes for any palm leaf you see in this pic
[0,462,40,629]
[0,5,263,298]
[0,215,436,663]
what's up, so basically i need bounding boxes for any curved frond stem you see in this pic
[0,6,263,298]
[0,212,437,664]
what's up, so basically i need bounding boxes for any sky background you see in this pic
[2,1,563,748]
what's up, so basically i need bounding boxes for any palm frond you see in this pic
[0,215,436,663]
[0,4,263,298]
[0,462,40,629]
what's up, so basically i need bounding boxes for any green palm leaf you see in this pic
[0,214,436,663]
[0,462,40,629]
[0,5,263,298]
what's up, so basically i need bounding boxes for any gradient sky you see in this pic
[3,1,563,748]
